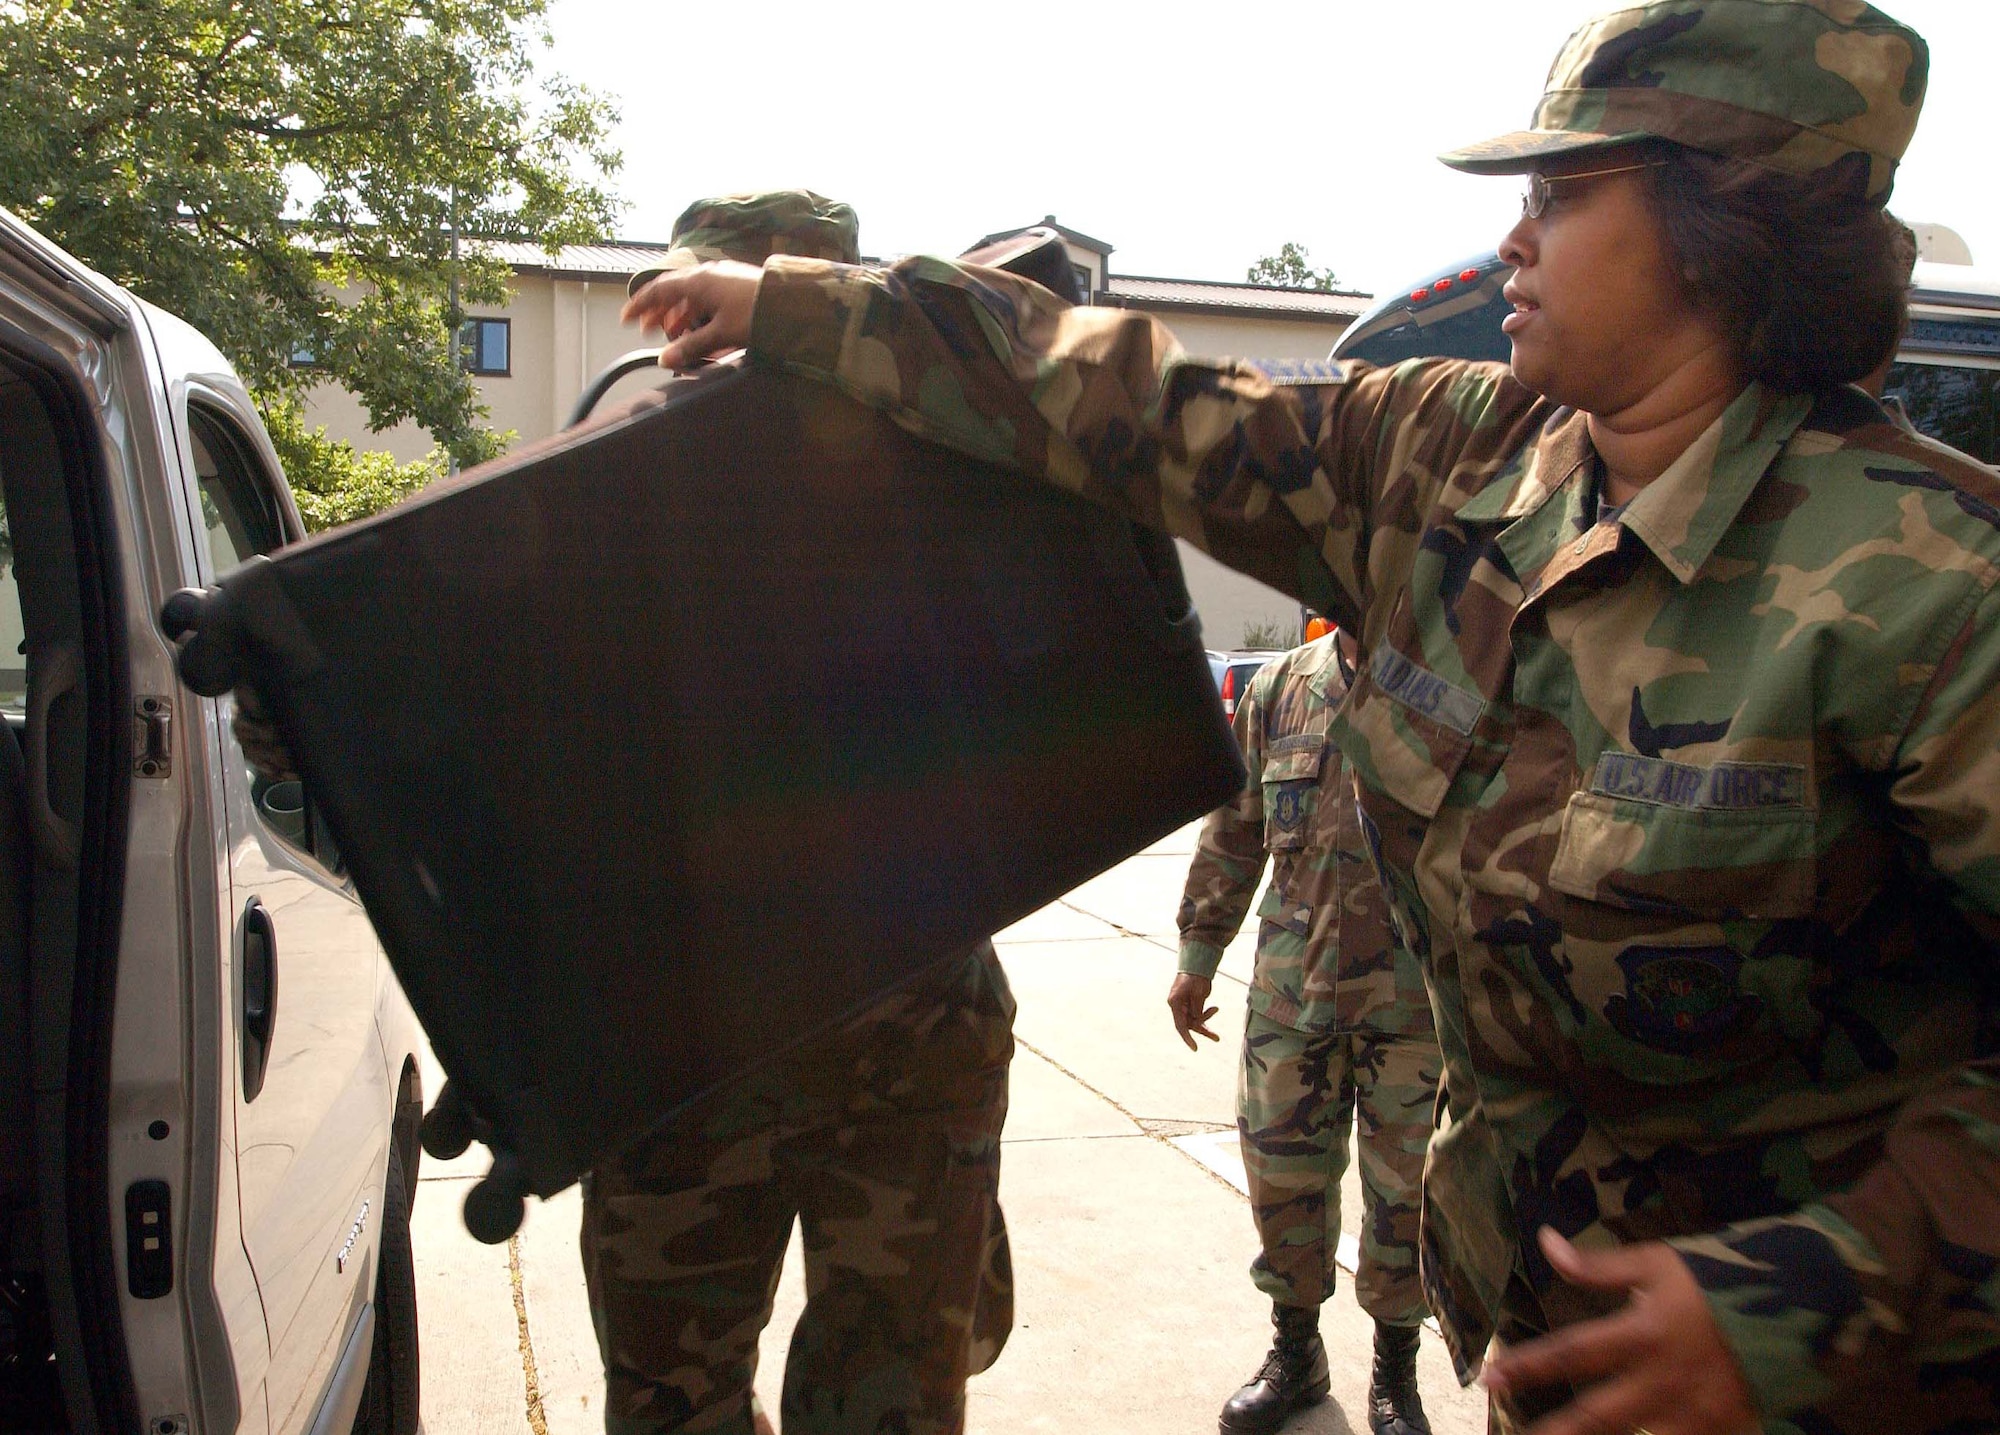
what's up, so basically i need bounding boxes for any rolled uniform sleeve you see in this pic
[748,253,1547,647]
[1669,582,2000,1419]
[1177,675,1274,982]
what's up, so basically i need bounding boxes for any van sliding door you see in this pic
[181,400,388,1435]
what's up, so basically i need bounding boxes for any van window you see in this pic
[0,496,25,718]
[188,405,286,574]
[1882,361,1999,466]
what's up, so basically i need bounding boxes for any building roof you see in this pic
[1102,274,1371,323]
[477,237,904,283]
[478,239,680,284]
[976,217,1115,256]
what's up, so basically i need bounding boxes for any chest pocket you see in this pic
[1261,733,1327,853]
[1546,780,1819,1087]
[1548,782,1818,921]
[1341,641,1484,821]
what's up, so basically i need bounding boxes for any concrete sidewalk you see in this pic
[409,824,1487,1435]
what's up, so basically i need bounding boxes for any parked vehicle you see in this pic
[0,207,425,1435]
[1332,251,2000,466]
[1879,263,2000,464]
[1208,650,1283,721]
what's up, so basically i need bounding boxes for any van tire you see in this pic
[351,1145,420,1435]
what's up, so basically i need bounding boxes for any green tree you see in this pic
[1247,241,1340,293]
[1240,618,1299,650]
[0,0,622,526]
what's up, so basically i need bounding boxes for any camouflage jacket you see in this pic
[747,255,2000,1430]
[1177,636,1433,1038]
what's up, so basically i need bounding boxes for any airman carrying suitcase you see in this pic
[163,356,1243,1241]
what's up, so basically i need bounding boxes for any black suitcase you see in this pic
[164,300,1240,1243]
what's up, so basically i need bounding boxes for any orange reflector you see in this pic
[1460,268,1481,283]
[1434,277,1454,292]
[1410,288,1430,302]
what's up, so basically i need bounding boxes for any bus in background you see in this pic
[1330,252,2000,467]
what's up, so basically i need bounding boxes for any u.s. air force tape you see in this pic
[1590,753,1808,811]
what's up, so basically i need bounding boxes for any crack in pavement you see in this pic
[1039,900,1251,990]
[1011,1033,1250,1204]
[1010,922,1406,1313]
[507,1233,550,1435]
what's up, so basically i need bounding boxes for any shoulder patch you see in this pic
[1241,357,1347,387]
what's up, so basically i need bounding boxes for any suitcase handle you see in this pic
[567,349,668,430]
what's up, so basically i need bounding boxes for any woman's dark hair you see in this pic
[1641,143,1917,394]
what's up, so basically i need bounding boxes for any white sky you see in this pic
[543,0,1998,296]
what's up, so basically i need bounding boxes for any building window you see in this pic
[289,342,318,368]
[1072,263,1094,299]
[458,317,511,376]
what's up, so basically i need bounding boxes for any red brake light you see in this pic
[1220,667,1237,715]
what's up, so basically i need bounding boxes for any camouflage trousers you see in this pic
[1238,1010,1440,1323]
[580,945,1016,1435]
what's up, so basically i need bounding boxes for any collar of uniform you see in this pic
[1615,383,1814,584]
[1295,632,1341,703]
[1454,383,1814,585]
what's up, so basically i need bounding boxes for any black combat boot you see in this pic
[1367,1320,1431,1435]
[1219,1303,1330,1434]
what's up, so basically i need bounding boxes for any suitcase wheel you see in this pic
[159,588,207,641]
[160,587,244,697]
[463,1151,527,1244]
[176,628,242,698]
[419,1081,476,1161]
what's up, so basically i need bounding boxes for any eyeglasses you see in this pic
[1520,161,1665,220]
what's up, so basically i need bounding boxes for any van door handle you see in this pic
[241,898,278,1102]
[24,640,81,868]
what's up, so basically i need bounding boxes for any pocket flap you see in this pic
[1261,733,1326,783]
[1341,653,1477,820]
[1549,790,1817,919]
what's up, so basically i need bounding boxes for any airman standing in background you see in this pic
[1173,630,1441,1435]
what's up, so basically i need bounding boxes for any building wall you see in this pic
[1143,311,1342,361]
[300,372,431,464]
[1177,542,1303,652]
[299,273,670,463]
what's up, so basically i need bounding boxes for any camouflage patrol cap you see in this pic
[1440,0,1928,200]
[626,190,860,296]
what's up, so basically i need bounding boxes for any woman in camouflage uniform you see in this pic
[625,4,1999,1432]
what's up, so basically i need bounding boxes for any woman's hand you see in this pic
[1482,1228,1757,1435]
[233,686,298,783]
[619,260,763,370]
[1167,973,1219,1051]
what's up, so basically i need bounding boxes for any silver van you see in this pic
[0,209,426,1434]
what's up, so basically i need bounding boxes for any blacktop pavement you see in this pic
[408,822,1488,1435]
